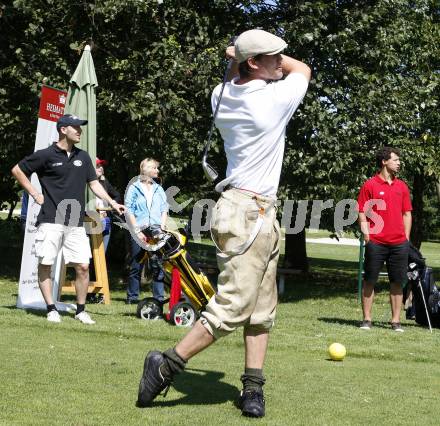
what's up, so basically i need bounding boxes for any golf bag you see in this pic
[405,243,440,328]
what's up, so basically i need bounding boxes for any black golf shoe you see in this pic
[238,390,265,418]
[137,351,172,407]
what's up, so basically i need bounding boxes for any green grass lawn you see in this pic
[1,239,440,425]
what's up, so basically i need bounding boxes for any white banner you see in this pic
[16,86,73,311]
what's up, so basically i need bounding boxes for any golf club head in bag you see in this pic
[407,262,419,281]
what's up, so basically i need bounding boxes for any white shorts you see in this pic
[34,223,92,265]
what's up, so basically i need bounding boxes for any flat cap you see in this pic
[234,29,287,63]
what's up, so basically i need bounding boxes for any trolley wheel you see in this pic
[136,297,163,320]
[170,302,197,327]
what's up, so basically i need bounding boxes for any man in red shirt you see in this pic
[357,147,412,332]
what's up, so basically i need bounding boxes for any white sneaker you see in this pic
[75,311,96,325]
[47,310,61,323]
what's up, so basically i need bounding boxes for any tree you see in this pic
[274,0,440,266]
[1,0,439,256]
[0,0,251,205]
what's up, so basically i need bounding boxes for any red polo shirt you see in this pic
[357,174,412,245]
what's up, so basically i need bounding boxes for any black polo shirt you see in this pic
[19,142,97,226]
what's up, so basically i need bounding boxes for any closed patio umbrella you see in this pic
[64,44,98,205]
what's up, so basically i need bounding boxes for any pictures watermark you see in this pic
[54,180,386,247]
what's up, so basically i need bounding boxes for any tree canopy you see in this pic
[1,0,439,247]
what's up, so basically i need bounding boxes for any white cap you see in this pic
[234,29,287,63]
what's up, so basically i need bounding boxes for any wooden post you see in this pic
[60,215,111,304]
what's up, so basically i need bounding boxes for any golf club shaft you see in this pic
[202,36,237,181]
[418,279,433,333]
[203,58,233,159]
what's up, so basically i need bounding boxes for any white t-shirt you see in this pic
[141,183,154,210]
[211,72,309,197]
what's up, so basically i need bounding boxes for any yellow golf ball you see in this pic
[328,343,346,361]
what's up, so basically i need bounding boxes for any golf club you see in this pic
[417,279,433,333]
[202,37,236,182]
[409,262,433,333]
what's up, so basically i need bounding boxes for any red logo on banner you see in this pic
[38,86,68,122]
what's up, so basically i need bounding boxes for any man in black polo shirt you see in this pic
[11,114,125,324]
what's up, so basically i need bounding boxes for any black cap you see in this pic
[56,114,88,130]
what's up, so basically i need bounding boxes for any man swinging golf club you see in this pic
[137,29,311,418]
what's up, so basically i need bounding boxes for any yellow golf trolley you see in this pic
[115,217,215,327]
